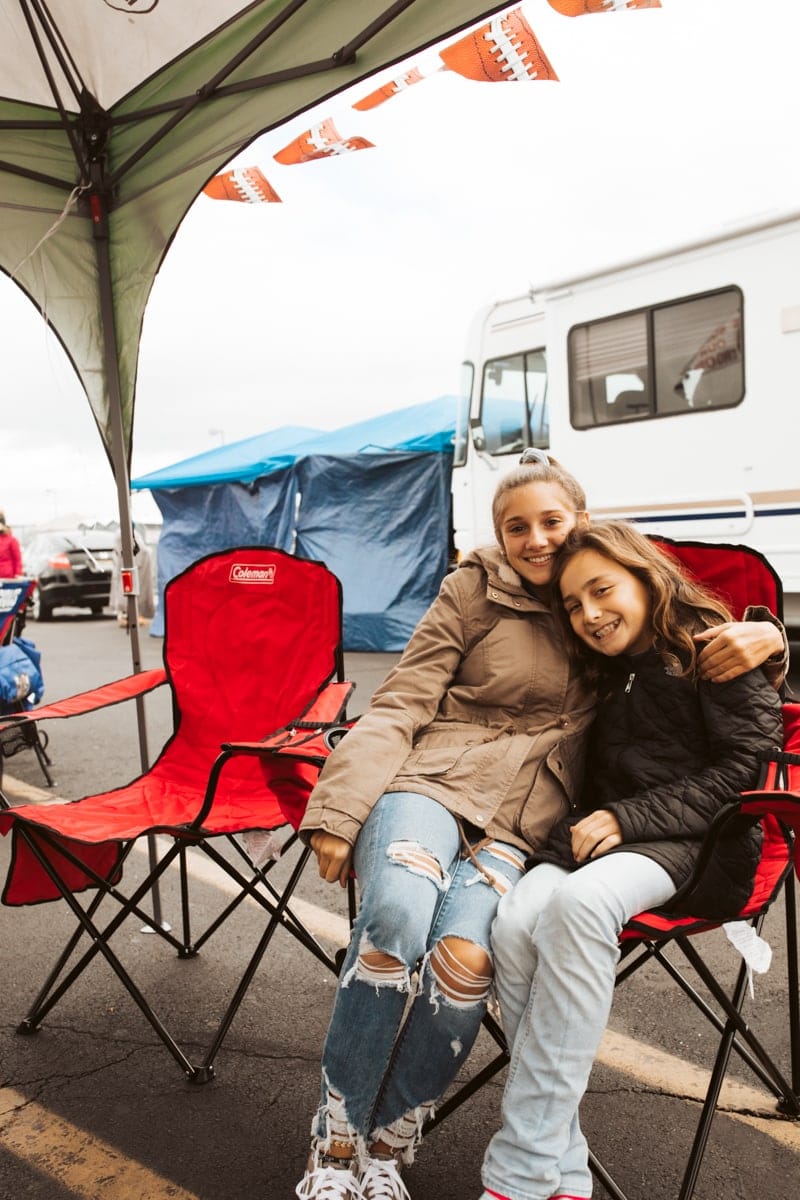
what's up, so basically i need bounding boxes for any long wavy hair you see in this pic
[551,520,732,683]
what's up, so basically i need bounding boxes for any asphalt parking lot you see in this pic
[0,613,798,1199]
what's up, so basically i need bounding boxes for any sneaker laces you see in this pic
[360,1156,411,1200]
[295,1162,364,1200]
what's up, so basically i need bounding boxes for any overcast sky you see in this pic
[3,0,800,530]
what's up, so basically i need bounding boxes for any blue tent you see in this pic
[132,398,461,650]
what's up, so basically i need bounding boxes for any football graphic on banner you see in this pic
[547,0,661,15]
[274,118,374,164]
[203,167,281,203]
[439,7,557,83]
[352,67,427,111]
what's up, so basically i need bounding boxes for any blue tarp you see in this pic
[134,398,460,650]
[131,424,320,489]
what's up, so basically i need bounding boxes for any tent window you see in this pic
[568,287,743,429]
[479,350,549,456]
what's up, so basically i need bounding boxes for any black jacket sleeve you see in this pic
[606,668,783,846]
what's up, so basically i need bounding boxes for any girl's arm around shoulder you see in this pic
[695,608,788,689]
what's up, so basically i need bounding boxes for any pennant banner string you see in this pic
[203,1,664,207]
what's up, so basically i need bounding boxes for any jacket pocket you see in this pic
[401,743,479,776]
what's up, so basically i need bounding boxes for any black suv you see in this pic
[23,529,116,620]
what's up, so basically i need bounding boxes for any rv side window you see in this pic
[568,287,743,429]
[480,350,549,455]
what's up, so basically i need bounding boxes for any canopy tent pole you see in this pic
[88,173,164,930]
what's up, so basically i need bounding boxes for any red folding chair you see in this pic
[0,577,54,786]
[423,539,800,1197]
[0,547,353,1082]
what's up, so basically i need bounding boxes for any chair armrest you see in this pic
[189,681,356,830]
[221,679,356,758]
[222,720,356,764]
[740,790,800,879]
[0,667,167,732]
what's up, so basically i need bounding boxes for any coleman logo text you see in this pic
[229,563,276,585]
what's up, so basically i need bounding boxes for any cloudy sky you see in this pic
[2,0,799,530]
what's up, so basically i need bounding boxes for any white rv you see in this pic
[452,209,800,626]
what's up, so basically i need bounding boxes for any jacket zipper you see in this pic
[624,672,636,694]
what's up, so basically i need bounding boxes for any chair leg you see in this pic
[676,955,753,1200]
[589,1149,628,1200]
[195,835,340,971]
[784,872,800,1107]
[27,723,55,787]
[177,841,197,957]
[192,841,321,1082]
[14,828,198,1077]
[678,932,800,1113]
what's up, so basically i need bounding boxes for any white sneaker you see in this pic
[295,1161,364,1199]
[359,1156,411,1200]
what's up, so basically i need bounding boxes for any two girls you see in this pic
[295,452,783,1200]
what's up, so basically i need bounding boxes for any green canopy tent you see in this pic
[0,0,508,739]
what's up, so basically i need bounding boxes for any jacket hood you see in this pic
[459,544,540,597]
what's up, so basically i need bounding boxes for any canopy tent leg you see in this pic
[89,177,164,929]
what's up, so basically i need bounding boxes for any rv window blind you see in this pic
[568,287,743,428]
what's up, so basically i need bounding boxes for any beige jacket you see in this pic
[300,546,596,853]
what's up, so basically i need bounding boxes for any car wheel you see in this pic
[31,588,53,621]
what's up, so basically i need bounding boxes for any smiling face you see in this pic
[559,547,654,657]
[497,482,586,589]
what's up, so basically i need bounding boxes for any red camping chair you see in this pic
[420,539,800,1196]
[0,547,354,1082]
[0,578,54,786]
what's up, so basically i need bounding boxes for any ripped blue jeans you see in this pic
[314,791,526,1162]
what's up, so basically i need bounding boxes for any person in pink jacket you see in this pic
[0,512,23,578]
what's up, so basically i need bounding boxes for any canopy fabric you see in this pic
[131,425,321,489]
[0,1,508,466]
[132,396,460,489]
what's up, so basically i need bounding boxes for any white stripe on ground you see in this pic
[3,774,799,1155]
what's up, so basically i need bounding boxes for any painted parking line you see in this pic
[4,773,800,1157]
[0,1088,200,1200]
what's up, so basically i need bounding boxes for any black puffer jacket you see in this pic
[535,645,783,919]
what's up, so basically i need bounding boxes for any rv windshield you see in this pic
[480,350,549,455]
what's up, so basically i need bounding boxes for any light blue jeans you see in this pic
[481,853,675,1200]
[313,792,526,1160]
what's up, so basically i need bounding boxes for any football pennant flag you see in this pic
[203,167,281,203]
[274,118,374,165]
[352,67,427,111]
[547,0,661,15]
[439,7,557,83]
